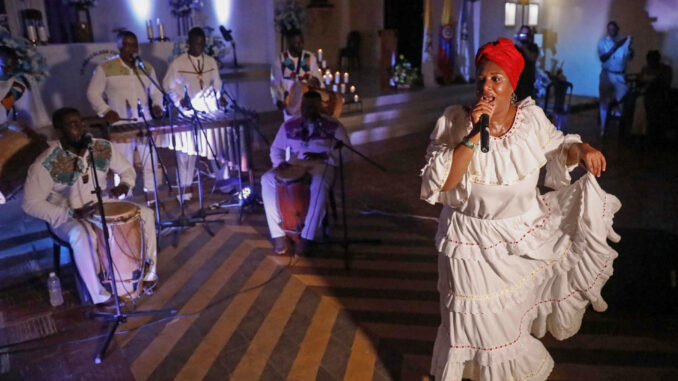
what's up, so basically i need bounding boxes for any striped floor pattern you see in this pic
[109,207,678,381]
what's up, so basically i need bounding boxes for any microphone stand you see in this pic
[322,138,386,270]
[136,101,172,226]
[85,141,176,364]
[134,59,223,241]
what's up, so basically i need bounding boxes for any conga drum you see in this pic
[285,82,343,118]
[275,165,311,243]
[88,201,147,300]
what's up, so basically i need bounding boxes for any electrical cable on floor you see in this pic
[358,208,439,222]
[0,254,301,356]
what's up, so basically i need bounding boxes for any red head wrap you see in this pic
[475,37,525,90]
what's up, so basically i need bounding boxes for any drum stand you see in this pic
[135,63,224,241]
[324,140,387,270]
[85,143,176,364]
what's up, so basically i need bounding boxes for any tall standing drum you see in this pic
[88,201,147,300]
[275,165,311,243]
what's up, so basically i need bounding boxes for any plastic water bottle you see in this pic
[47,272,64,307]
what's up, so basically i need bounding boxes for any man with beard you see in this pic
[22,107,158,306]
[87,31,164,202]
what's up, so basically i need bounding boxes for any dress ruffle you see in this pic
[431,173,621,380]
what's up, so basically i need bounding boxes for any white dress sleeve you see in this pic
[533,107,582,189]
[22,160,71,227]
[86,64,111,117]
[420,106,473,206]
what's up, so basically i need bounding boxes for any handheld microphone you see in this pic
[137,98,145,117]
[219,26,233,42]
[479,114,490,153]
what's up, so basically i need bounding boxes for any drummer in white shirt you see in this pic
[22,107,158,306]
[162,27,227,200]
[86,31,164,202]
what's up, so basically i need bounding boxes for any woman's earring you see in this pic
[510,92,518,105]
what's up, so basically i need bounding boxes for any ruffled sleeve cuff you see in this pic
[544,133,582,190]
[420,141,455,204]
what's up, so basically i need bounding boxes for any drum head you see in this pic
[92,201,140,223]
[275,165,308,184]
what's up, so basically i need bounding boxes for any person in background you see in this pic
[639,50,672,142]
[514,25,539,101]
[598,21,633,136]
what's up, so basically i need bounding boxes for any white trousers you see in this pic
[262,163,334,240]
[113,141,157,192]
[598,70,628,134]
[175,152,196,189]
[52,204,157,304]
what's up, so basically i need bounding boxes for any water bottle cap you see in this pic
[49,272,55,277]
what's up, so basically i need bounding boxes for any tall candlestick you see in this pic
[318,68,323,76]
[26,24,37,42]
[325,74,331,86]
[157,18,165,40]
[321,60,327,69]
[349,85,356,93]
[334,71,340,84]
[146,20,154,40]
[354,94,359,103]
[317,49,323,62]
[340,83,346,94]
[332,84,338,92]
[37,24,48,43]
[344,72,349,83]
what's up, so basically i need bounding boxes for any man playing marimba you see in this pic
[262,91,349,256]
[22,108,157,306]
[270,29,323,121]
[163,27,226,200]
[86,31,164,202]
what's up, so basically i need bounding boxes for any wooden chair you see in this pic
[543,80,573,132]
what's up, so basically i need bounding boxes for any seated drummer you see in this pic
[270,28,323,121]
[262,91,349,256]
[22,107,158,306]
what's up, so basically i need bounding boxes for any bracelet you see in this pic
[462,138,479,151]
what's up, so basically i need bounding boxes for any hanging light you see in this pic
[505,2,517,26]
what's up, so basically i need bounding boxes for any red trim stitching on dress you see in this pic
[491,104,524,141]
[446,196,551,249]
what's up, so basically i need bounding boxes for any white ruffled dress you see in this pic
[420,98,621,381]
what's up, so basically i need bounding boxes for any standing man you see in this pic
[86,31,164,201]
[514,25,539,101]
[22,107,158,305]
[262,91,349,256]
[163,27,226,200]
[0,46,50,131]
[598,21,633,136]
[270,29,323,121]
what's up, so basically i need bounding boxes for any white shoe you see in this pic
[177,192,193,203]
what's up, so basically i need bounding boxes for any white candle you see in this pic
[157,18,165,40]
[354,94,359,103]
[324,74,330,85]
[332,84,338,92]
[317,49,323,62]
[37,25,48,43]
[340,83,346,94]
[27,25,37,42]
[318,68,322,75]
[321,60,327,69]
[146,20,154,40]
[344,72,349,83]
[334,71,340,84]
[349,85,356,93]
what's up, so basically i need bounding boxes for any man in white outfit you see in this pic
[598,21,633,136]
[163,27,226,200]
[86,31,164,201]
[270,29,323,121]
[262,91,349,256]
[22,108,158,306]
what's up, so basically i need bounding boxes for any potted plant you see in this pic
[274,0,306,48]
[169,0,204,36]
[389,55,419,90]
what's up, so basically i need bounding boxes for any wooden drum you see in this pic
[275,165,311,243]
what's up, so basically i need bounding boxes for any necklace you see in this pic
[187,53,205,89]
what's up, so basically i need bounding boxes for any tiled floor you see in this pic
[1,101,677,380]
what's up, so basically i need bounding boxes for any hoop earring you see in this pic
[510,92,518,105]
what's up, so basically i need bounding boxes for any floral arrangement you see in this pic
[171,27,231,66]
[0,28,49,81]
[389,55,419,88]
[62,0,97,7]
[169,0,204,17]
[274,0,307,34]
